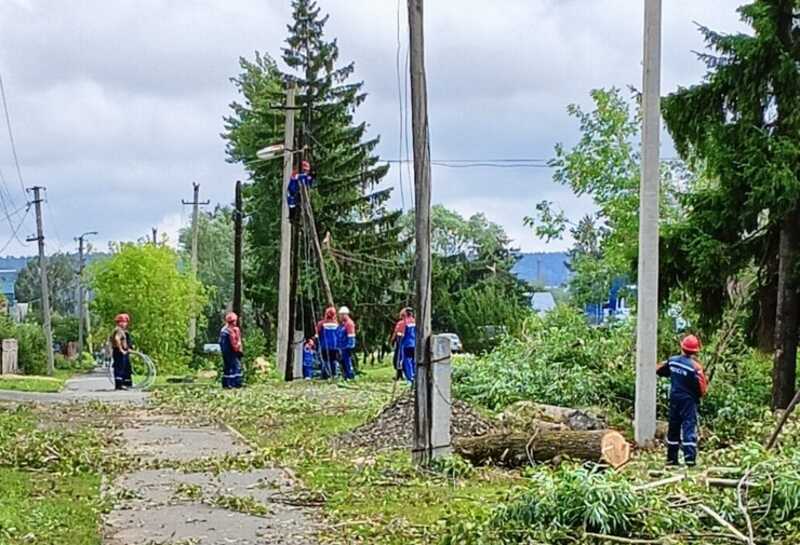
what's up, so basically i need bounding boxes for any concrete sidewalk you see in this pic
[0,368,148,405]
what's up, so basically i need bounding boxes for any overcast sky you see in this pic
[0,0,747,257]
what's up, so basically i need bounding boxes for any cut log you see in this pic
[454,429,630,468]
[498,401,607,431]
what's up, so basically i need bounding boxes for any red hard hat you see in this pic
[681,335,701,354]
[115,313,130,324]
[225,312,238,324]
[301,160,311,172]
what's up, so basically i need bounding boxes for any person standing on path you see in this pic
[316,306,340,379]
[657,335,708,466]
[219,312,244,389]
[337,306,357,380]
[111,313,133,390]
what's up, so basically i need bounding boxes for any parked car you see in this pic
[202,343,221,354]
[440,333,463,353]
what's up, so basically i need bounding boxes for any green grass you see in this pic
[0,408,106,545]
[0,369,75,393]
[154,365,519,544]
[0,469,102,545]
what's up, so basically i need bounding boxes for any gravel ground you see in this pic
[335,392,496,451]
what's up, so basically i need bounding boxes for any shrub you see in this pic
[453,306,636,413]
[15,323,47,376]
[89,243,205,375]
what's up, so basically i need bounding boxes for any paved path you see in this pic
[104,413,319,545]
[1,367,320,543]
[0,368,148,405]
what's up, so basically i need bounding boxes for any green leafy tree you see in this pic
[15,253,78,317]
[179,206,235,343]
[224,0,406,352]
[526,88,683,308]
[407,205,528,352]
[662,0,800,408]
[88,243,205,373]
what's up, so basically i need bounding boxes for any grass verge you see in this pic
[0,408,106,545]
[0,369,75,393]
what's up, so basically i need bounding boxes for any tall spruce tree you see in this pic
[662,0,800,408]
[224,1,406,352]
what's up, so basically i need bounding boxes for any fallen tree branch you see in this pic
[765,389,800,451]
[696,502,749,542]
[737,469,756,545]
[583,532,662,544]
[633,474,686,492]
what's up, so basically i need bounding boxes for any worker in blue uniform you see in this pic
[657,335,708,466]
[337,306,357,380]
[111,313,133,390]
[302,338,316,380]
[219,312,244,389]
[287,160,313,220]
[316,306,340,379]
[391,307,416,384]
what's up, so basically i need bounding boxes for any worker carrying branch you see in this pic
[657,335,708,466]
[287,160,313,220]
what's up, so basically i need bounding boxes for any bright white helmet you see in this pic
[338,306,350,315]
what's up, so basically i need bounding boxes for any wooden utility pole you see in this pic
[634,0,662,447]
[76,231,97,358]
[182,183,209,347]
[408,0,437,465]
[233,180,243,320]
[277,86,297,379]
[26,186,54,376]
[151,227,158,245]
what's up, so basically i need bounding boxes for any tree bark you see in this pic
[771,0,800,410]
[757,247,778,352]
[773,209,800,409]
[454,430,630,469]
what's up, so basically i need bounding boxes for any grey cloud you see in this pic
[0,0,747,255]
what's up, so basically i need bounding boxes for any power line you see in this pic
[0,72,26,195]
[395,0,406,211]
[0,204,30,254]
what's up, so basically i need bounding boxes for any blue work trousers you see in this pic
[667,396,698,464]
[402,346,416,384]
[340,348,355,380]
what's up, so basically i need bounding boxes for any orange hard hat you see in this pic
[681,335,701,354]
[115,313,130,324]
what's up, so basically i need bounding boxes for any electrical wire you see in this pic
[0,72,26,195]
[395,0,406,211]
[0,204,30,254]
[43,195,66,253]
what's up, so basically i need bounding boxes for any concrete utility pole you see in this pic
[26,186,55,376]
[634,0,662,447]
[76,231,97,359]
[233,180,243,321]
[277,86,297,379]
[182,183,209,348]
[408,0,450,464]
[151,227,158,245]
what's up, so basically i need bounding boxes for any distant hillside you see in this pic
[0,256,30,271]
[512,252,570,287]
